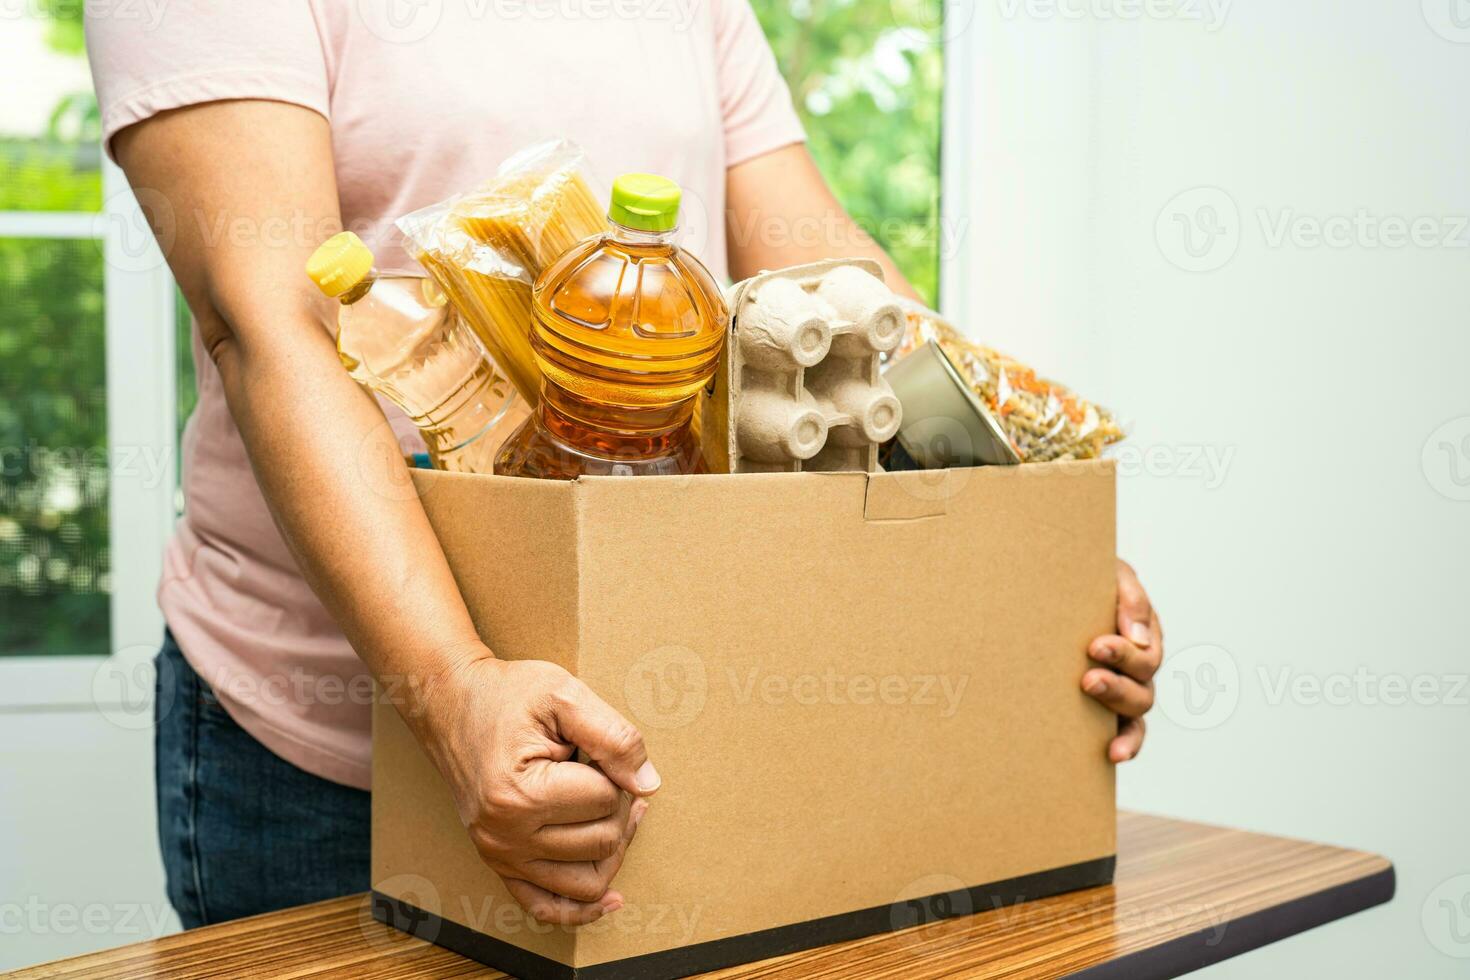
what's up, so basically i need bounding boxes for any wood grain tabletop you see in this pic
[6,812,1394,980]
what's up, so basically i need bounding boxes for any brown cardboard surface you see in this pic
[373,459,1117,972]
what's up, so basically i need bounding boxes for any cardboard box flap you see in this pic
[861,469,952,522]
[410,469,583,672]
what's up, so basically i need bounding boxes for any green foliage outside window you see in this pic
[752,0,943,304]
[0,162,108,656]
[0,1,107,655]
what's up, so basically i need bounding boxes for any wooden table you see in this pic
[7,813,1393,980]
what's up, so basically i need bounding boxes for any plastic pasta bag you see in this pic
[397,139,607,406]
[893,300,1124,463]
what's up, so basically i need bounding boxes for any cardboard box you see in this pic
[373,460,1118,980]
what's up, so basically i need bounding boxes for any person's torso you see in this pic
[316,0,731,273]
[183,1,734,572]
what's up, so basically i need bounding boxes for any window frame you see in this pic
[938,14,972,323]
[0,160,176,714]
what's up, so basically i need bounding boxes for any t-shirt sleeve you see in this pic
[84,0,330,161]
[712,0,807,166]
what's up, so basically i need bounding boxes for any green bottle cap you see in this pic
[608,173,681,233]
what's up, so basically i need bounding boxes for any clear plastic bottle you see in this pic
[306,232,519,473]
[494,174,727,479]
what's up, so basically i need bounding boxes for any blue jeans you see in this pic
[154,630,370,927]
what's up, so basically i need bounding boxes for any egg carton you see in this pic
[700,259,905,473]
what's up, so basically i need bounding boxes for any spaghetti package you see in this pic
[893,300,1124,463]
[397,140,607,405]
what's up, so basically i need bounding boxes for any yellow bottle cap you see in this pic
[306,231,374,298]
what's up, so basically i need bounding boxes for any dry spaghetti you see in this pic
[397,140,606,406]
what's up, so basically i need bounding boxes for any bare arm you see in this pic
[115,99,656,922]
[115,102,478,704]
[725,142,922,301]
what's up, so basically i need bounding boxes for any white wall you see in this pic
[0,698,179,969]
[947,1,1470,976]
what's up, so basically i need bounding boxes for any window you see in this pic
[751,0,944,305]
[1,5,175,668]
[0,9,108,657]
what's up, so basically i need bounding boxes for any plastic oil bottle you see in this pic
[494,174,727,478]
[306,231,520,473]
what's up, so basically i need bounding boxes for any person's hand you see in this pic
[412,653,660,924]
[1082,559,1162,763]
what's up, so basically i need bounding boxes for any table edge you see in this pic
[1068,859,1396,980]
[0,814,1399,980]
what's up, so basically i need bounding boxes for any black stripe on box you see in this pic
[371,854,1117,980]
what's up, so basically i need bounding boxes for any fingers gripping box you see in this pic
[372,461,1118,980]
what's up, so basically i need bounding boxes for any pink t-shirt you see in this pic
[86,0,804,788]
